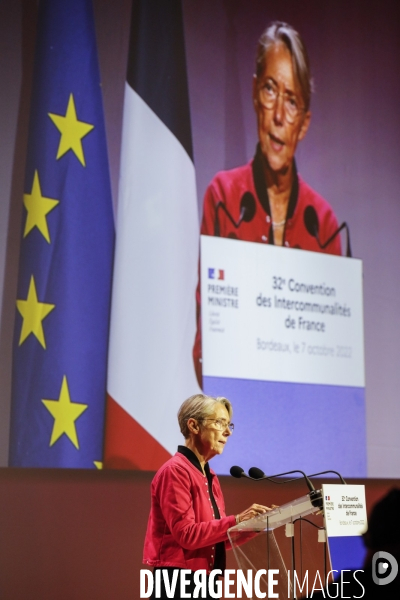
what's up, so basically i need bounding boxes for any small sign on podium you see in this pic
[322,484,367,572]
[322,484,367,537]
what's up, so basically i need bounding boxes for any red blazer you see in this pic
[143,452,236,573]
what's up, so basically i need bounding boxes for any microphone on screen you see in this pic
[303,205,352,257]
[303,205,319,239]
[230,465,254,480]
[239,192,257,224]
[214,192,256,236]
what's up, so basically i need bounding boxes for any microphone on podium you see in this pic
[248,466,266,480]
[230,465,255,480]
[304,205,352,257]
[248,466,316,494]
[307,470,347,485]
[231,465,323,508]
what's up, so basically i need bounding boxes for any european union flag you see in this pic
[9,0,114,467]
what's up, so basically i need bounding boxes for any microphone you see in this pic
[250,467,346,485]
[240,192,257,224]
[307,470,347,485]
[303,205,319,238]
[304,205,352,257]
[230,465,254,480]
[248,467,264,480]
[214,192,256,236]
[248,466,316,493]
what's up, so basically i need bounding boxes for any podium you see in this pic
[227,484,367,599]
[227,490,329,599]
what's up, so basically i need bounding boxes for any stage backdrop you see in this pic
[103,0,398,477]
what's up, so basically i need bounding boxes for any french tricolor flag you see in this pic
[105,0,200,469]
[208,269,225,280]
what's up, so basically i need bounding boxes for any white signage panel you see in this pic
[322,484,367,537]
[201,236,365,387]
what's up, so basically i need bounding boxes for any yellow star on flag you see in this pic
[16,276,55,348]
[23,170,59,243]
[94,461,103,469]
[42,376,88,449]
[48,93,94,166]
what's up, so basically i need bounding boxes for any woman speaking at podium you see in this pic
[143,394,271,599]
[193,21,342,386]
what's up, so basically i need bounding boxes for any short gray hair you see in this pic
[178,394,233,439]
[256,21,313,112]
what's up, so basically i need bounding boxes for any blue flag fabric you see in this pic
[9,0,114,467]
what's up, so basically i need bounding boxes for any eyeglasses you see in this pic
[257,77,304,124]
[200,418,234,432]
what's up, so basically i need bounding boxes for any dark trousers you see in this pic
[151,568,218,599]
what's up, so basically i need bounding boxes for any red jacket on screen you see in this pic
[143,452,236,573]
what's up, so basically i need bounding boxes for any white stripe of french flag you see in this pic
[104,0,201,470]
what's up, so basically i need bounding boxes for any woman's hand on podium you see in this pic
[235,503,278,524]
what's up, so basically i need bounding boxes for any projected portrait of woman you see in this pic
[193,21,342,386]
